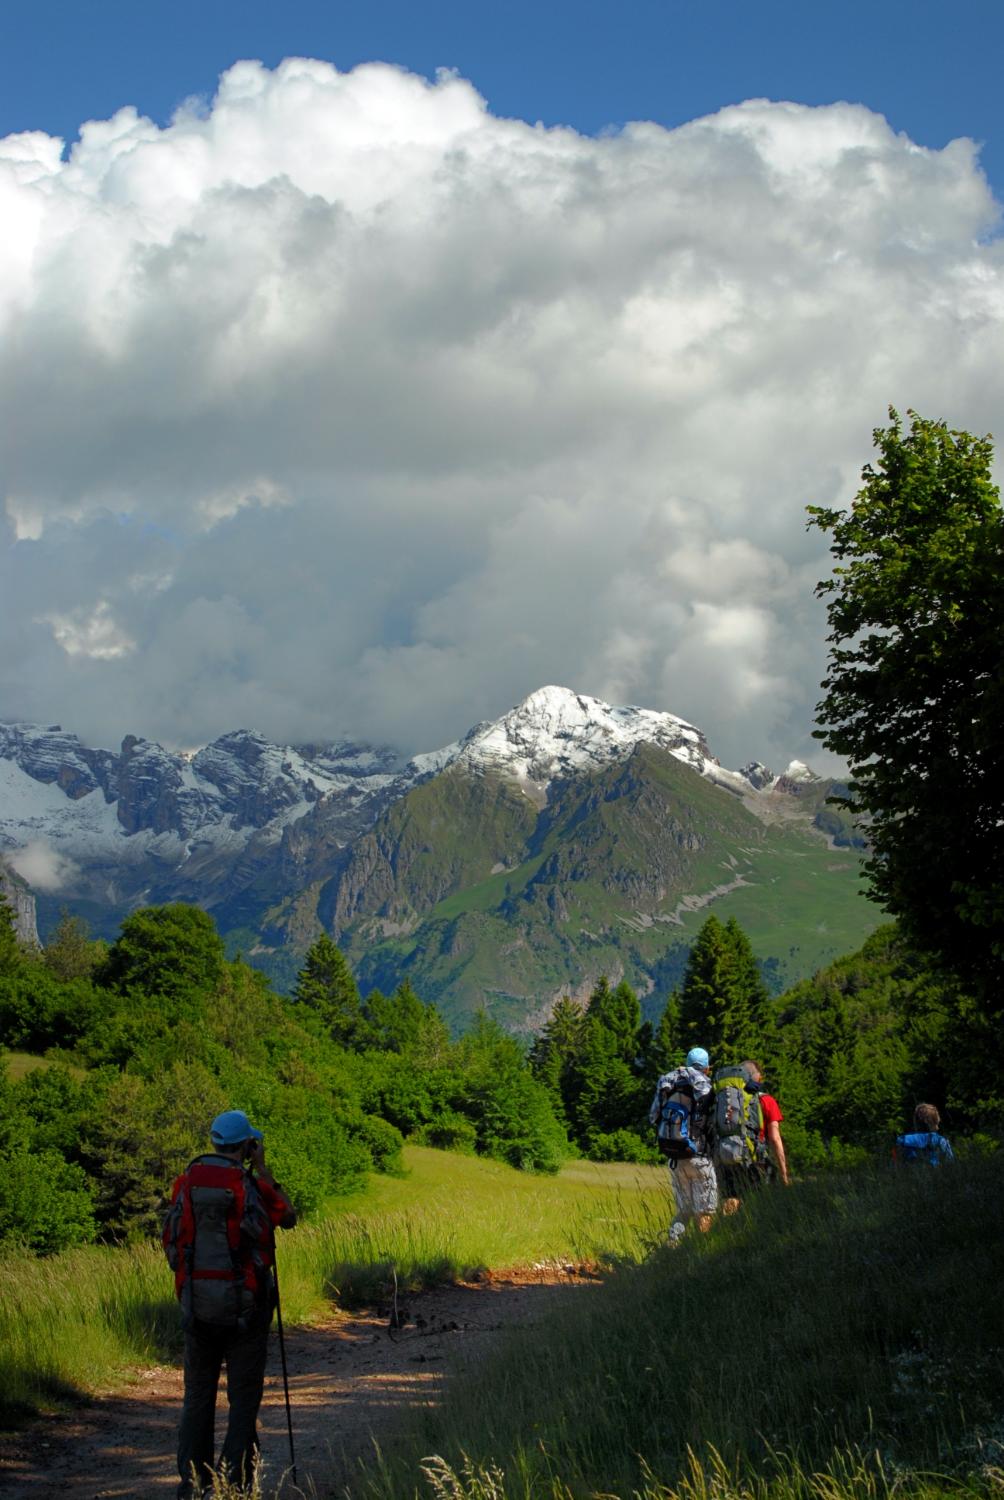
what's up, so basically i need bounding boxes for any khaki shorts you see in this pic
[669,1156,718,1238]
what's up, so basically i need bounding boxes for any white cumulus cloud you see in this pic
[1,59,1001,770]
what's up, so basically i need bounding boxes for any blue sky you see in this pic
[2,1,1003,767]
[5,0,1003,200]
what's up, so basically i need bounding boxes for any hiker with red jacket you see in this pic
[163,1110,296,1499]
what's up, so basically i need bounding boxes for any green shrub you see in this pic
[415,1112,479,1154]
[587,1128,655,1164]
[0,1146,95,1253]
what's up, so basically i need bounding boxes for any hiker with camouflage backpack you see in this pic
[163,1110,297,1499]
[650,1046,718,1241]
[713,1059,789,1214]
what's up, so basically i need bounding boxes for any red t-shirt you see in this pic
[759,1093,783,1139]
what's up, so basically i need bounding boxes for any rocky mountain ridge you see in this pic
[0,689,814,899]
[0,688,866,1023]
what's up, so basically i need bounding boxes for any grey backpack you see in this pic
[711,1064,765,1169]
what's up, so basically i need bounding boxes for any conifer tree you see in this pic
[365,980,450,1061]
[676,914,770,1063]
[529,995,586,1125]
[651,992,682,1075]
[585,976,641,1065]
[293,933,366,1048]
[722,917,771,1058]
[564,976,649,1152]
[43,911,104,982]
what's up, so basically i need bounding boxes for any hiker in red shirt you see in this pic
[717,1060,790,1214]
[752,1068,790,1187]
[164,1109,296,1499]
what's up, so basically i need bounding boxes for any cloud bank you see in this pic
[2,58,1001,768]
[6,840,80,893]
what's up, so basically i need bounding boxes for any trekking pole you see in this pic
[272,1250,297,1487]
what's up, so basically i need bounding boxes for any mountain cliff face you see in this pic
[0,858,39,947]
[0,720,407,925]
[0,688,875,1024]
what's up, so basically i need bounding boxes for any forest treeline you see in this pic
[1,890,995,1257]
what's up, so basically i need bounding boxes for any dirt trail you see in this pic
[0,1270,598,1500]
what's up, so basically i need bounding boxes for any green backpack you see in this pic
[712,1064,765,1170]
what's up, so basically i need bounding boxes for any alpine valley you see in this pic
[0,687,877,1030]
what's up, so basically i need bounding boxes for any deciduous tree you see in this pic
[809,409,1004,1004]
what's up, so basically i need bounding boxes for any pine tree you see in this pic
[585,976,641,1065]
[43,911,104,982]
[529,995,586,1126]
[676,914,771,1064]
[562,976,649,1152]
[293,934,366,1047]
[365,981,450,1061]
[722,917,771,1060]
[651,992,682,1076]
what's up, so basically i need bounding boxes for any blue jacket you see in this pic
[895,1131,954,1165]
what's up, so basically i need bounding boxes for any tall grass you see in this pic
[412,1448,1004,1500]
[350,1158,1004,1498]
[0,1146,666,1422]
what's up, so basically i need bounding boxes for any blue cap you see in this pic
[210,1110,263,1147]
[686,1047,710,1070]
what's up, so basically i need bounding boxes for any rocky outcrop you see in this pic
[0,723,117,802]
[0,859,39,947]
[740,760,774,790]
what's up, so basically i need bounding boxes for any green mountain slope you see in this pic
[302,744,881,1030]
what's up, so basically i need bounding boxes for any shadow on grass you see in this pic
[97,1292,184,1363]
[0,1364,87,1427]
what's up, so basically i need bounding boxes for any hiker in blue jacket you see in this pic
[894,1102,955,1166]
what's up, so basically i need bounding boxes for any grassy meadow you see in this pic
[5,1142,1003,1500]
[350,1156,1004,1500]
[0,1144,666,1424]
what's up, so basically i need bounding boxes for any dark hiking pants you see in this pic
[719,1161,771,1200]
[177,1306,272,1498]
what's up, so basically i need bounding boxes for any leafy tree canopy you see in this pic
[808,409,1004,1004]
[99,903,226,1000]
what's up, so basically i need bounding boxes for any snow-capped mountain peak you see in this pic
[0,691,816,915]
[414,685,710,787]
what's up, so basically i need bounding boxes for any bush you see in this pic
[415,1112,479,1154]
[351,1112,405,1174]
[0,1146,96,1253]
[588,1128,656,1164]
